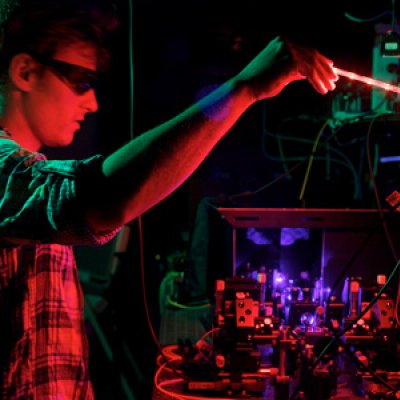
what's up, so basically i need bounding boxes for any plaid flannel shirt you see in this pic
[0,133,119,399]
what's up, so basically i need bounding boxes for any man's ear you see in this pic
[9,53,38,91]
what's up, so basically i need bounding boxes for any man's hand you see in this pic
[236,36,338,101]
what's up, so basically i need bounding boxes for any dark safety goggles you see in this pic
[29,53,98,95]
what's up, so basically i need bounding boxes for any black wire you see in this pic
[227,112,391,203]
[344,10,392,24]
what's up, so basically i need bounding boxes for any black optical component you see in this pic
[29,53,98,95]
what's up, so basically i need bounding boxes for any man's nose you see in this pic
[82,88,99,113]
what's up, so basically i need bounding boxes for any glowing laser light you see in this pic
[300,312,315,326]
[334,67,400,94]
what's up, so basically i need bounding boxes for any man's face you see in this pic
[25,42,99,149]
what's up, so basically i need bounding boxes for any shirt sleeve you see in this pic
[0,138,120,246]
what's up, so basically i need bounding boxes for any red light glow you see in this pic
[334,67,400,94]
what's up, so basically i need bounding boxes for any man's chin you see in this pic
[45,135,75,148]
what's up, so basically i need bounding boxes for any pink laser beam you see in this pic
[333,67,400,94]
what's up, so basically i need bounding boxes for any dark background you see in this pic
[44,1,400,398]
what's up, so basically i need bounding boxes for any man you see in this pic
[0,0,337,398]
